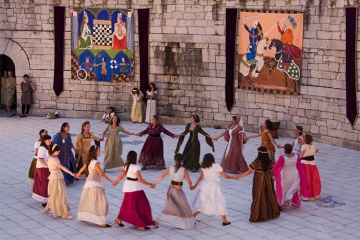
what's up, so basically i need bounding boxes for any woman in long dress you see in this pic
[175,114,214,172]
[153,153,195,229]
[145,83,157,123]
[1,70,8,109]
[300,134,321,201]
[101,115,134,171]
[274,144,302,208]
[4,70,16,112]
[28,129,48,190]
[292,125,304,155]
[214,115,248,173]
[44,144,75,220]
[77,145,113,228]
[19,74,36,117]
[52,122,77,184]
[76,121,101,176]
[112,150,158,230]
[32,135,52,207]
[130,88,143,123]
[236,146,281,222]
[245,119,282,162]
[136,115,178,170]
[192,153,236,226]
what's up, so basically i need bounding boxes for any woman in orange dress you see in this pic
[245,119,281,162]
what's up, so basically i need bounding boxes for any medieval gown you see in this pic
[175,124,214,171]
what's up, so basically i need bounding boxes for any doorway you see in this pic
[0,54,16,111]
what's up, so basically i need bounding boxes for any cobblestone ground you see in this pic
[0,116,359,240]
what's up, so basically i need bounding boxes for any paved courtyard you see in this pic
[0,116,359,240]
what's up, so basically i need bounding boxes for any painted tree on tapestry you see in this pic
[70,8,135,82]
[237,11,303,95]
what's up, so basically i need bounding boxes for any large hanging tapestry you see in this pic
[237,11,303,95]
[70,8,134,82]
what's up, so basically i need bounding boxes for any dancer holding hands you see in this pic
[152,153,195,229]
[112,150,158,230]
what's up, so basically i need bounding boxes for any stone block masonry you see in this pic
[0,0,359,149]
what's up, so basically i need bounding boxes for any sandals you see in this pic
[43,208,50,214]
[99,224,112,228]
[62,215,73,220]
[138,226,150,231]
[114,219,124,227]
[153,220,159,228]
[222,221,231,226]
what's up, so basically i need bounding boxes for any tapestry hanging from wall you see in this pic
[70,8,134,82]
[237,10,303,95]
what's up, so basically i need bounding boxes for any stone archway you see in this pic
[0,37,31,114]
[0,55,16,111]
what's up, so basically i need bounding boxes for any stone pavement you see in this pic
[0,116,359,240]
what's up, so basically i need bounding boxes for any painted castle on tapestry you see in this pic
[70,8,134,82]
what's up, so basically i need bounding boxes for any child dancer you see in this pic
[44,144,75,220]
[102,107,115,124]
[112,150,158,230]
[153,153,195,229]
[28,129,47,190]
[77,145,113,227]
[236,146,281,222]
[300,134,321,200]
[32,135,52,207]
[192,153,236,226]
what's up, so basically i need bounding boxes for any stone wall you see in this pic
[0,0,359,149]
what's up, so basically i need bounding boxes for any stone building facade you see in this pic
[0,0,359,149]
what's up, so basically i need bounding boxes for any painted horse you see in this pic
[268,38,301,92]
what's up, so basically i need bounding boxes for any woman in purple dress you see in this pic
[135,115,179,170]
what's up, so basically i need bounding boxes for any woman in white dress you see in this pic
[273,144,301,208]
[153,153,195,229]
[292,125,304,155]
[192,153,238,226]
[77,145,114,227]
[145,83,157,123]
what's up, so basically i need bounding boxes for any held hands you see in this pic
[234,175,242,180]
[112,181,118,186]
[190,185,196,191]
[150,183,156,189]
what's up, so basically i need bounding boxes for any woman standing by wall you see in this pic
[76,121,101,176]
[1,70,7,109]
[214,115,248,173]
[175,114,214,172]
[130,88,143,123]
[4,70,15,112]
[136,115,178,170]
[102,115,134,172]
[145,83,157,123]
[19,74,36,117]
[52,123,77,184]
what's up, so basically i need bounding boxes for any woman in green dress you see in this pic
[4,71,16,112]
[175,115,214,172]
[101,115,134,172]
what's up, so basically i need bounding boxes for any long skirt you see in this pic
[118,190,154,228]
[301,163,321,199]
[145,99,156,123]
[157,185,195,229]
[138,136,165,169]
[32,168,50,202]
[192,180,227,216]
[28,157,37,190]
[78,186,108,225]
[47,178,70,217]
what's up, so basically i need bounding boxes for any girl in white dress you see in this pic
[192,153,238,226]
[292,125,304,155]
[145,83,157,123]
[153,153,195,229]
[28,129,47,190]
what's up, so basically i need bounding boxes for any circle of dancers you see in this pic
[28,115,321,230]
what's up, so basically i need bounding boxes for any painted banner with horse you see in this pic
[237,11,303,95]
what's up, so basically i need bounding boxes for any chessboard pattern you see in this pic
[93,23,112,46]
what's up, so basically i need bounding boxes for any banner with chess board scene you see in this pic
[70,8,134,82]
[237,11,303,95]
